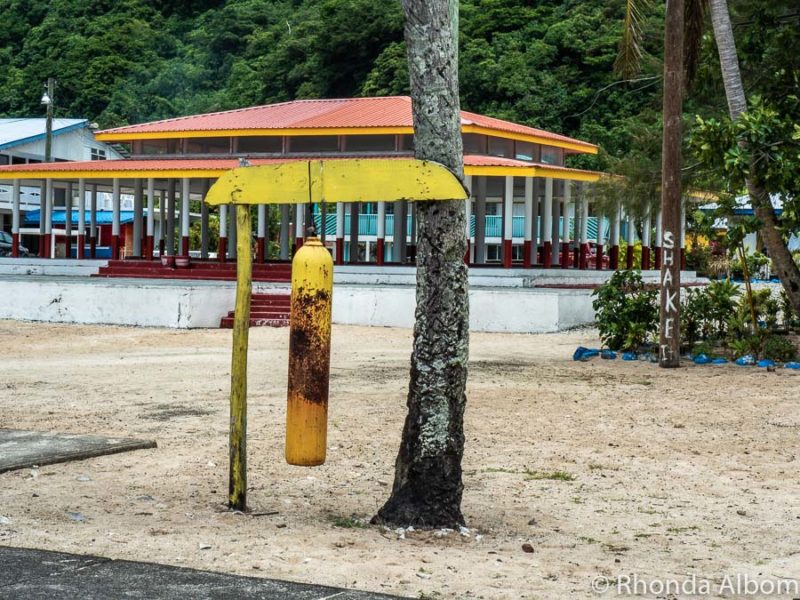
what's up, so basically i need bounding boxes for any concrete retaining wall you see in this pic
[332,285,594,333]
[0,257,107,277]
[0,277,235,328]
[1,276,594,333]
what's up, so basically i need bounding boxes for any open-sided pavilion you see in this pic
[0,96,682,273]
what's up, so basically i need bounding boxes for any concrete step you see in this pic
[219,316,289,328]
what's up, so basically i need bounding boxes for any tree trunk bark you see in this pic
[373,0,469,528]
[708,0,800,311]
[658,0,684,368]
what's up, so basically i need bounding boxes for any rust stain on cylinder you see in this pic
[286,236,333,466]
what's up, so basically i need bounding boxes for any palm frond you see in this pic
[614,0,654,79]
[684,0,708,86]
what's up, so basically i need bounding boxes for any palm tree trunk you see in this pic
[373,0,469,528]
[708,0,800,311]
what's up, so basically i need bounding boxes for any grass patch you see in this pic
[602,542,631,553]
[330,515,367,529]
[666,525,699,534]
[578,536,599,544]
[524,469,576,481]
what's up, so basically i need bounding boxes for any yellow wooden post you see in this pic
[285,232,334,466]
[229,204,252,510]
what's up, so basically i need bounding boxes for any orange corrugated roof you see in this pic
[96,96,596,153]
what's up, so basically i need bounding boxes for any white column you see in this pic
[45,179,54,236]
[181,177,190,249]
[257,204,267,238]
[336,203,345,235]
[610,202,621,247]
[295,204,304,238]
[626,214,635,245]
[77,179,86,257]
[503,176,514,241]
[542,178,553,244]
[146,178,155,239]
[580,197,589,244]
[90,184,98,245]
[642,205,652,247]
[680,201,686,249]
[655,206,663,247]
[158,189,166,250]
[562,183,571,243]
[377,201,386,238]
[112,179,121,237]
[524,178,534,242]
[11,179,20,237]
[133,179,143,257]
[219,205,228,243]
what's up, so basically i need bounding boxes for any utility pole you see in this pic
[42,78,55,163]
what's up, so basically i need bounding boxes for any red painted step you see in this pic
[220,293,291,328]
[95,259,291,282]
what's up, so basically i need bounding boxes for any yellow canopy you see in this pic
[204,158,468,206]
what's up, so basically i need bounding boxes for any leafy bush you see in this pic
[681,279,740,346]
[763,335,798,361]
[730,251,771,280]
[592,270,658,351]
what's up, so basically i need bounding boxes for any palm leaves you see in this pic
[614,0,654,78]
[615,0,708,84]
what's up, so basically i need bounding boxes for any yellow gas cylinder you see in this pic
[285,234,333,466]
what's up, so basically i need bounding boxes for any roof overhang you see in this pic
[0,155,602,185]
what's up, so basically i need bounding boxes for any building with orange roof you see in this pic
[0,96,671,274]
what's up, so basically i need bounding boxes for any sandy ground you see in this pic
[1,319,799,599]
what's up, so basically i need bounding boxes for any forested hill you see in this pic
[1,0,782,170]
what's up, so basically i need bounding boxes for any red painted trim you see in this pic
[522,240,532,268]
[609,245,620,270]
[626,245,634,270]
[641,246,651,270]
[256,237,266,263]
[145,235,154,260]
[595,244,604,270]
[680,248,686,271]
[376,238,385,266]
[573,245,580,270]
[654,246,662,270]
[560,242,570,268]
[181,236,189,257]
[502,239,512,268]
[295,237,304,253]
[218,237,227,262]
[90,236,97,259]
[579,243,589,270]
[11,233,19,258]
[111,235,120,260]
[76,235,84,259]
[335,238,344,265]
[543,241,552,269]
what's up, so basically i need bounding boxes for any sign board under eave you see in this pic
[203,158,468,206]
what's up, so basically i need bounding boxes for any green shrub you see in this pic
[592,270,658,351]
[763,335,798,362]
[681,280,740,347]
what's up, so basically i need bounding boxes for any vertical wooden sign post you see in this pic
[658,0,684,368]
